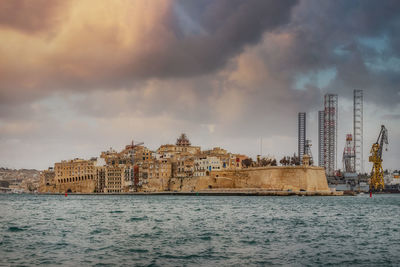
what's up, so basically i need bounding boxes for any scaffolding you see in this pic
[354,90,363,174]
[324,94,338,176]
[318,110,324,167]
[298,112,306,162]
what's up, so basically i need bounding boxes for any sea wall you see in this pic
[40,180,96,193]
[40,166,330,194]
[166,166,330,192]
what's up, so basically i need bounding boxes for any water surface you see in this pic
[1,194,399,266]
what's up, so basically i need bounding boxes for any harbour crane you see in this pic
[369,125,388,191]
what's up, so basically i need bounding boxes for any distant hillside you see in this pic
[0,167,40,182]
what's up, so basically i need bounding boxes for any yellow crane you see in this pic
[369,125,388,191]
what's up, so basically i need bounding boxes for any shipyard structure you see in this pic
[316,90,363,178]
[39,134,333,195]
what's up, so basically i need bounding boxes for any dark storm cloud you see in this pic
[279,0,400,106]
[159,0,298,77]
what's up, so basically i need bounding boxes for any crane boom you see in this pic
[377,125,388,159]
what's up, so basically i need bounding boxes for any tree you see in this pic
[260,157,272,167]
[242,158,253,168]
[290,154,296,165]
[280,156,289,166]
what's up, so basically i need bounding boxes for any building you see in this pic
[194,157,208,177]
[173,158,195,178]
[39,167,55,192]
[353,89,363,173]
[157,134,201,157]
[298,112,306,162]
[54,158,100,193]
[139,159,172,192]
[95,166,106,193]
[134,146,153,163]
[139,159,172,183]
[318,110,324,167]
[176,133,191,146]
[104,165,125,193]
[194,156,223,176]
[323,94,338,176]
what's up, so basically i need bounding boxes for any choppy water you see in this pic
[1,194,400,266]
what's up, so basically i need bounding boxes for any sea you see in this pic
[1,194,399,266]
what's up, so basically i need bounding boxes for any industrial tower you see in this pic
[318,111,324,167]
[298,112,306,162]
[354,90,363,173]
[342,134,355,173]
[323,94,338,176]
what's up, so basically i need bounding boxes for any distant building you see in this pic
[53,158,102,193]
[173,158,195,178]
[39,167,55,192]
[157,134,201,156]
[194,156,222,177]
[176,133,191,146]
[298,112,306,162]
[139,159,172,191]
[104,165,124,193]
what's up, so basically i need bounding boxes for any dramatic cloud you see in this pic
[0,0,399,170]
[0,0,296,104]
[0,0,67,32]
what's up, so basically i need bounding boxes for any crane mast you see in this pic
[369,125,388,191]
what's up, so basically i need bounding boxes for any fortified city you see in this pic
[39,133,335,195]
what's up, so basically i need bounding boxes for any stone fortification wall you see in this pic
[167,166,329,192]
[140,176,170,192]
[40,180,96,193]
[40,166,329,193]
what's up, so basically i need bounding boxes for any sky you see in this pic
[0,0,399,171]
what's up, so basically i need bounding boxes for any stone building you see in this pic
[157,134,201,157]
[134,146,154,163]
[200,147,243,170]
[39,167,55,192]
[194,157,208,177]
[95,166,106,193]
[176,133,191,146]
[173,158,194,178]
[104,165,125,193]
[54,158,101,193]
[194,156,223,177]
[138,159,172,191]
